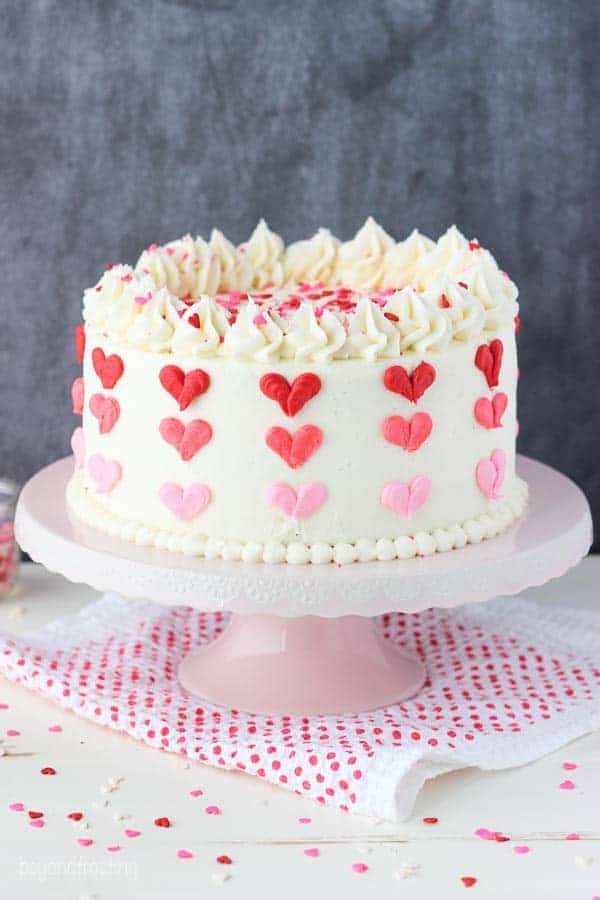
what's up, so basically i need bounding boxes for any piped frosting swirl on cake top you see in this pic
[82,218,518,362]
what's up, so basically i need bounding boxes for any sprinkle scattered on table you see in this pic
[559,779,576,790]
[352,862,369,874]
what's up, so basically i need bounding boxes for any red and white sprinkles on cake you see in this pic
[81,219,519,362]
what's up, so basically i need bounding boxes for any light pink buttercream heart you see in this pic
[159,482,211,521]
[71,427,85,469]
[88,454,122,494]
[476,449,506,499]
[265,481,327,519]
[381,475,431,518]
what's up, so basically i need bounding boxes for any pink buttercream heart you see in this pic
[89,393,120,434]
[476,449,506,499]
[265,482,327,519]
[381,476,431,518]
[159,418,213,461]
[88,454,122,494]
[71,376,84,415]
[381,413,433,451]
[159,482,211,521]
[474,393,508,429]
[71,427,85,469]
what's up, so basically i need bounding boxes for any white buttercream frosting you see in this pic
[82,220,519,362]
[334,217,395,289]
[284,228,339,285]
[240,220,285,288]
[68,470,528,566]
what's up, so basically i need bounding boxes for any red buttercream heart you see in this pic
[259,373,321,417]
[381,412,433,451]
[74,324,85,364]
[89,394,120,434]
[92,347,124,389]
[159,418,213,461]
[265,425,323,469]
[383,362,436,403]
[159,366,210,411]
[475,339,503,388]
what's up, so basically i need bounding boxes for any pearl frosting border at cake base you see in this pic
[66,469,528,565]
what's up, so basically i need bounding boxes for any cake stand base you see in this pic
[15,456,593,715]
[178,613,425,715]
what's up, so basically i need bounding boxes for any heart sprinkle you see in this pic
[562,762,578,770]
[40,766,56,775]
[514,846,531,854]
[68,812,84,821]
[189,789,204,797]
[352,862,369,874]
[28,811,44,819]
[77,838,94,847]
[8,803,24,812]
[461,876,477,888]
[154,817,171,828]
[124,829,141,838]
[303,848,320,858]
[48,725,63,733]
[216,855,233,865]
[205,805,221,816]
[423,816,438,825]
[559,780,576,790]
[177,849,194,859]
[30,819,45,829]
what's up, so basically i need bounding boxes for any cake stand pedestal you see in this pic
[15,457,592,715]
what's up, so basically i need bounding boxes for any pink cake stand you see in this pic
[15,456,592,715]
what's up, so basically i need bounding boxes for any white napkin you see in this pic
[1,592,599,821]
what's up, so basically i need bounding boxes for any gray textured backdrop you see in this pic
[1,0,598,546]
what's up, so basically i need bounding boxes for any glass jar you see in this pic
[0,479,20,598]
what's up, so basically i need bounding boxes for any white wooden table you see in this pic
[0,561,599,900]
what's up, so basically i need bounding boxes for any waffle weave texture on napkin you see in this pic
[1,593,599,821]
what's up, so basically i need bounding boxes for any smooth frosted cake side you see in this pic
[67,219,527,564]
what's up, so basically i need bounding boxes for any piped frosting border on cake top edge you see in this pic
[66,469,528,566]
[81,220,519,363]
